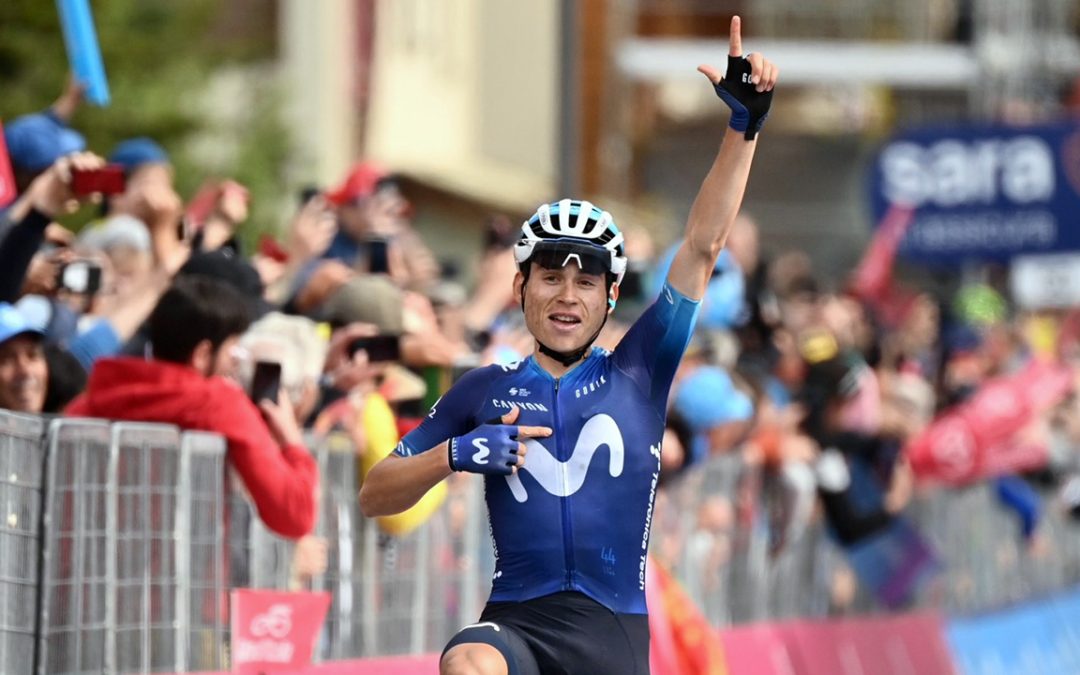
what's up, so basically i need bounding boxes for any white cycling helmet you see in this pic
[514,199,628,285]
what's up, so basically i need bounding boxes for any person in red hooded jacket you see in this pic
[66,274,318,538]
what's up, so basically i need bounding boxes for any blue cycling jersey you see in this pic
[395,282,700,614]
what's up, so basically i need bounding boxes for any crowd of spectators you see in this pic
[3,77,1080,610]
[645,207,1080,610]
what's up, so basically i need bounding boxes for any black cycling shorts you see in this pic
[441,591,650,675]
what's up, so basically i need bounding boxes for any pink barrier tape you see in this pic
[720,612,956,675]
[167,654,442,675]
[720,624,796,675]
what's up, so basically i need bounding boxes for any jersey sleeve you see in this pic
[612,281,700,404]
[392,366,493,457]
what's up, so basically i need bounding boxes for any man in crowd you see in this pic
[103,137,189,274]
[67,275,319,538]
[0,303,47,413]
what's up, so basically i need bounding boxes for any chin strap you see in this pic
[536,316,607,367]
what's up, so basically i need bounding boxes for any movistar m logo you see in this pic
[505,414,623,503]
[471,438,490,465]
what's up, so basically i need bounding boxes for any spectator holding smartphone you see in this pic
[101,137,188,275]
[0,152,106,304]
[321,161,440,290]
[66,275,319,538]
[0,150,172,376]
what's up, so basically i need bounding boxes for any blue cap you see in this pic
[673,366,754,433]
[108,137,169,174]
[3,111,86,172]
[0,303,45,347]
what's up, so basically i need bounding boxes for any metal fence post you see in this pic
[0,411,46,675]
[104,424,119,674]
[175,434,192,674]
[180,431,228,671]
[36,418,112,674]
[360,514,379,656]
[410,521,431,654]
[459,476,485,628]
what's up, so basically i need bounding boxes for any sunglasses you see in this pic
[529,241,611,277]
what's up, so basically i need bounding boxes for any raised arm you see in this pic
[666,16,777,301]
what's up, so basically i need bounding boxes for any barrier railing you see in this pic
[0,411,47,675]
[652,454,1080,624]
[37,417,113,675]
[2,409,1080,673]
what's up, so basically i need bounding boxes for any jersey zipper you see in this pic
[554,376,575,589]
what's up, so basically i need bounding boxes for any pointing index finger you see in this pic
[515,425,552,439]
[729,15,742,57]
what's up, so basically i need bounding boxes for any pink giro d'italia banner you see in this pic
[180,655,441,675]
[230,589,331,674]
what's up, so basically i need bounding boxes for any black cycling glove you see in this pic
[713,54,773,141]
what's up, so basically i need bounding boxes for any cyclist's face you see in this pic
[516,263,611,353]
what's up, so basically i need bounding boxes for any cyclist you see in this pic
[360,16,776,675]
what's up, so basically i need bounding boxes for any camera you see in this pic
[56,259,103,296]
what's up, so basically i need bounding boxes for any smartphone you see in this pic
[249,360,283,404]
[56,259,103,295]
[258,234,290,263]
[184,181,220,228]
[366,238,390,274]
[347,334,401,362]
[71,165,125,196]
[298,185,322,206]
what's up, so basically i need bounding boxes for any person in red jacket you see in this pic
[67,275,318,538]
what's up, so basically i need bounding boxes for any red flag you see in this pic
[0,120,17,206]
[851,205,911,304]
[647,557,728,675]
[906,360,1073,484]
[230,589,331,674]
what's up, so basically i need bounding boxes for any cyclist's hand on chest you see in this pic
[448,406,552,475]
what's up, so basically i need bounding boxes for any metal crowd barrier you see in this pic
[0,411,494,673]
[653,453,1080,626]
[3,408,1080,673]
[244,434,491,661]
[33,419,229,675]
